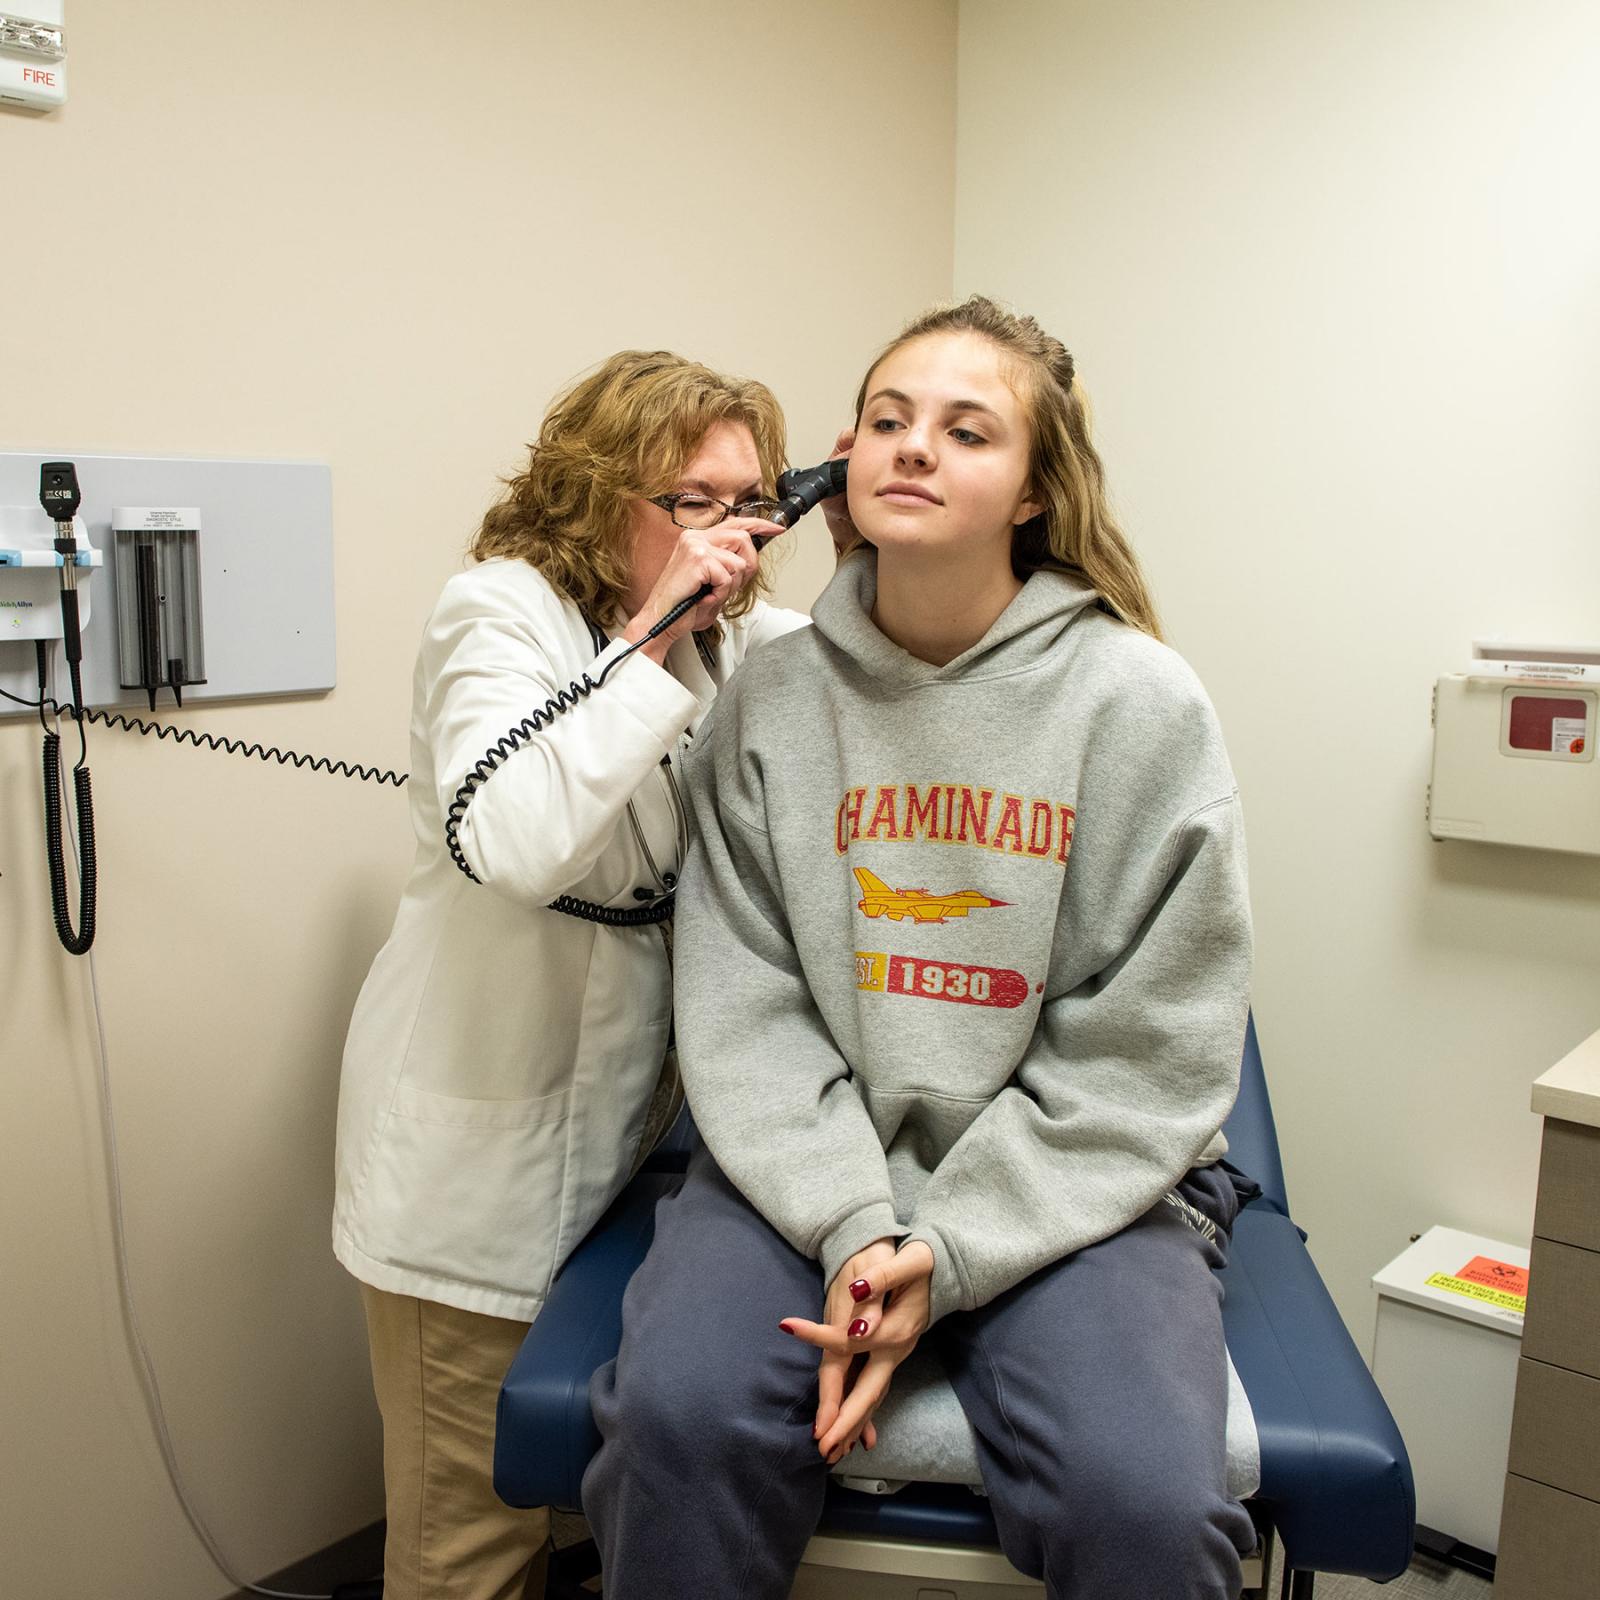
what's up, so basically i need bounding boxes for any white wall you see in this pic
[0,4,954,1595]
[956,0,1600,1343]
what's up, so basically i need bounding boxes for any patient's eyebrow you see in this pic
[864,387,1004,422]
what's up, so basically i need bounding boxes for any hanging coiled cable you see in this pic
[37,640,97,955]
[42,715,96,953]
[545,890,674,926]
[3,677,407,788]
[45,701,408,786]
[444,623,679,925]
[8,660,403,961]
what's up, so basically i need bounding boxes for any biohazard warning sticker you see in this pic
[1552,717,1586,755]
[1424,1257,1528,1314]
[1456,1255,1528,1298]
[856,950,1031,1010]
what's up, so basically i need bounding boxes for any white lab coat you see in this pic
[333,556,807,1321]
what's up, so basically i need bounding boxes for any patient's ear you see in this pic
[1012,487,1044,526]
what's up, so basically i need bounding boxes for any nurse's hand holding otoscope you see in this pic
[619,513,783,662]
[625,459,851,658]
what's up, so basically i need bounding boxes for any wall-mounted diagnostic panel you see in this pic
[0,452,334,717]
[1429,640,1600,856]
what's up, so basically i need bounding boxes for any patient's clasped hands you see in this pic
[779,1238,936,1466]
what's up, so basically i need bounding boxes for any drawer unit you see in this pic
[1522,1236,1600,1377]
[1496,1031,1600,1599]
[1505,1357,1600,1504]
[1495,1475,1600,1600]
[1532,1118,1600,1254]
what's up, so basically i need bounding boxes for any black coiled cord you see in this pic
[33,648,97,955]
[0,683,409,787]
[547,891,673,927]
[59,703,409,787]
[14,665,665,928]
[5,667,404,953]
[42,723,96,955]
[444,630,678,926]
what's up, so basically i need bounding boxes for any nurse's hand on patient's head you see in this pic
[779,1238,935,1465]
[822,427,859,562]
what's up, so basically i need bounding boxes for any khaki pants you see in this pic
[361,1283,551,1600]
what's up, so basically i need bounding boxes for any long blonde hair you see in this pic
[853,296,1163,641]
[474,350,787,625]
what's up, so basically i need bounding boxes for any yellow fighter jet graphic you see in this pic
[853,867,1011,925]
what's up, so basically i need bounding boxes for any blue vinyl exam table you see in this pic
[495,1017,1415,1598]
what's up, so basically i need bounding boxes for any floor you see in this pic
[1270,1550,1492,1598]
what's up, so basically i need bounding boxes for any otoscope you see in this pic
[39,461,98,954]
[644,456,848,642]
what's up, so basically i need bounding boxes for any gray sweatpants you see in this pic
[584,1142,1256,1600]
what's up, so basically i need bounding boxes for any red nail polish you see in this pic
[848,1318,870,1339]
[779,1321,798,1335]
[848,1279,871,1302]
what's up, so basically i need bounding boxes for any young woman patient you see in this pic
[584,296,1258,1600]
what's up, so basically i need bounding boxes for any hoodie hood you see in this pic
[810,548,1102,691]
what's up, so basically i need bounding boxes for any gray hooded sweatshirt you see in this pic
[674,550,1251,1325]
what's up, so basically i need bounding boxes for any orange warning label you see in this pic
[1424,1271,1527,1314]
[1457,1256,1529,1297]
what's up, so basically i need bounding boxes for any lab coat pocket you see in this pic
[363,1082,573,1292]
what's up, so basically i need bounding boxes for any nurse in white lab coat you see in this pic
[333,350,806,1600]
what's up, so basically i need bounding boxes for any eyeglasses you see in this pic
[645,492,784,531]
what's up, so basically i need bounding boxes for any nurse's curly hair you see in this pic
[474,351,787,625]
[852,295,1164,641]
